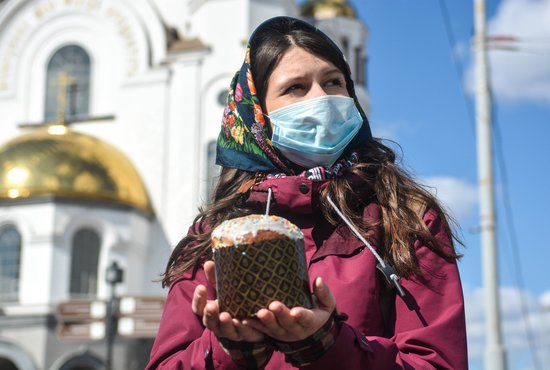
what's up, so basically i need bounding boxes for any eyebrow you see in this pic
[323,67,345,76]
[275,67,344,85]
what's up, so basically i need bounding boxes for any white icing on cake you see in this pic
[211,214,303,246]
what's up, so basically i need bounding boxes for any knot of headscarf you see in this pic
[215,16,372,174]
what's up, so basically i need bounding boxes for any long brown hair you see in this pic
[319,139,461,278]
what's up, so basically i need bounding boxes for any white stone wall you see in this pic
[0,201,168,307]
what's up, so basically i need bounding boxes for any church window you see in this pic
[0,225,22,301]
[218,90,228,106]
[45,45,91,123]
[341,37,349,60]
[355,46,366,86]
[0,358,18,370]
[70,228,100,297]
[58,352,104,370]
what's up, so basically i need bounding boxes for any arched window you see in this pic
[341,37,349,60]
[0,358,17,370]
[45,45,91,123]
[70,228,100,297]
[58,352,104,370]
[0,225,22,301]
[355,46,366,86]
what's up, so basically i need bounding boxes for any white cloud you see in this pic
[467,0,550,103]
[540,290,550,309]
[465,287,550,369]
[422,176,478,220]
[371,119,409,142]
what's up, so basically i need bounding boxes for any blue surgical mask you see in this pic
[268,95,363,169]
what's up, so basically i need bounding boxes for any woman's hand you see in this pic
[242,277,336,342]
[191,260,265,342]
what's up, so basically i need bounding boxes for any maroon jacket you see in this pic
[147,176,468,369]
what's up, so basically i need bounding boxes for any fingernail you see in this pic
[316,277,323,287]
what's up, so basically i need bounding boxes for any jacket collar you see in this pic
[246,173,376,214]
[246,176,322,215]
[246,175,383,259]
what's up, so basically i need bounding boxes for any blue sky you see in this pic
[346,0,550,369]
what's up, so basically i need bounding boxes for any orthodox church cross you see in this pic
[18,71,115,129]
[55,71,77,124]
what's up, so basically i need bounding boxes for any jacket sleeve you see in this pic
[145,266,247,370]
[302,208,468,370]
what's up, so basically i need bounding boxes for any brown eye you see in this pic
[284,84,303,95]
[326,78,343,88]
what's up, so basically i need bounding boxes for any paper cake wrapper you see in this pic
[213,237,312,319]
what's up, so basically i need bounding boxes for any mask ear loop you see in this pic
[326,195,406,298]
[262,112,274,136]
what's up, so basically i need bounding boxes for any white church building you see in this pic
[0,0,369,369]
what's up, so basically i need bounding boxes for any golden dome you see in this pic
[0,126,153,215]
[301,0,357,20]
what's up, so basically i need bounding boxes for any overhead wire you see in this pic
[436,1,543,369]
[437,0,476,136]
[487,43,550,56]
[489,87,543,370]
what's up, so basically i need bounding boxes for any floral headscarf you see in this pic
[215,16,371,173]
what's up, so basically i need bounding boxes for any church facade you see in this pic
[0,0,368,369]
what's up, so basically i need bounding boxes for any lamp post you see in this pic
[105,261,124,370]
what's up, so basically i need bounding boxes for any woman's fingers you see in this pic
[246,303,302,340]
[202,301,265,342]
[213,311,266,342]
[255,308,278,328]
[231,319,264,342]
[242,278,337,342]
[203,300,221,331]
[312,277,336,311]
[191,285,207,315]
[252,308,285,336]
[204,260,217,288]
[217,311,239,339]
[269,301,298,329]
[200,277,337,342]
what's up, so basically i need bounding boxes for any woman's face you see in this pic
[264,46,349,116]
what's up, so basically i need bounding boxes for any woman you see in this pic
[147,16,468,369]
